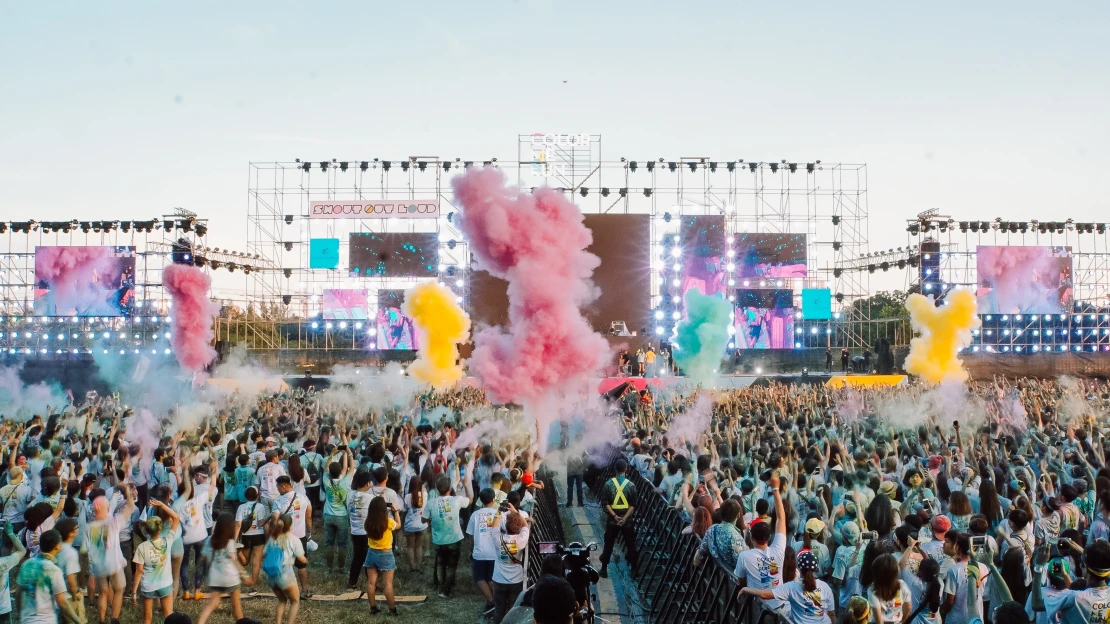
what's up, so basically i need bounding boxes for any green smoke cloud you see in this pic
[672,288,732,385]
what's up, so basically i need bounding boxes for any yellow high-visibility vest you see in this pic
[610,477,630,511]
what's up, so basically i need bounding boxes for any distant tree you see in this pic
[849,290,911,348]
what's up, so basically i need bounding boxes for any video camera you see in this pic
[538,541,600,623]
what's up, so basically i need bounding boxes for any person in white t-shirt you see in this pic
[742,549,834,623]
[87,484,134,624]
[402,475,428,572]
[273,476,313,597]
[491,508,530,624]
[735,473,789,619]
[254,450,287,507]
[466,488,500,615]
[868,553,912,623]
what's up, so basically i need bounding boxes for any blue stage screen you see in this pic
[802,288,832,320]
[309,238,340,269]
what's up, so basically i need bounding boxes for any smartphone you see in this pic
[538,542,559,555]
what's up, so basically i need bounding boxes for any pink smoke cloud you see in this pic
[35,246,129,315]
[453,167,609,404]
[162,264,221,372]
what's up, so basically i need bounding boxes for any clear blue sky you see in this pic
[1,1,1107,294]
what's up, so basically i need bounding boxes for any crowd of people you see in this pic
[0,373,1108,624]
[605,377,1110,623]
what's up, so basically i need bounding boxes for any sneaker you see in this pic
[193,592,206,600]
[483,603,496,615]
[183,592,193,600]
[438,592,450,599]
[302,591,314,599]
[599,565,608,578]
[370,606,381,615]
[389,608,399,616]
[247,589,259,597]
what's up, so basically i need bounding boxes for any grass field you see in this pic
[84,518,487,624]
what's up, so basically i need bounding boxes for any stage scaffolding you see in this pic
[0,212,209,355]
[246,149,869,352]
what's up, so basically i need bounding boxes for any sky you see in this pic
[1,1,1108,297]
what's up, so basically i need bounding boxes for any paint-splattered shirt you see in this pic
[16,554,67,624]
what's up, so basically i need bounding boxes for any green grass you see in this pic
[99,519,486,624]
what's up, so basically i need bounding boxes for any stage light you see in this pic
[644,188,653,197]
[755,367,763,374]
[629,161,637,172]
[668,162,677,172]
[728,279,735,286]
[709,162,717,172]
[727,162,736,172]
[1060,345,1067,351]
[579,187,588,197]
[671,279,680,287]
[654,311,664,320]
[311,322,318,329]
[796,328,803,335]
[102,332,109,338]
[663,212,672,222]
[726,250,735,258]
[325,322,333,329]
[672,263,680,271]
[671,296,679,303]
[688,162,697,172]
[655,327,663,335]
[670,247,681,258]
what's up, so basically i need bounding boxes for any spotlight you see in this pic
[806,163,815,173]
[401,161,410,172]
[195,223,207,237]
[319,161,328,170]
[601,188,610,197]
[688,162,697,172]
[788,163,797,173]
[769,163,779,173]
[668,162,676,172]
[301,162,311,172]
[629,161,637,172]
[663,212,672,223]
[646,161,655,172]
[709,162,717,172]
[619,188,628,197]
[339,161,348,171]
[748,162,757,172]
[644,188,652,197]
[382,161,391,171]
[282,295,292,305]
[284,215,294,225]
[579,187,588,197]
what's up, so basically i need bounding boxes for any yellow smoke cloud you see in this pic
[904,289,982,384]
[402,281,471,389]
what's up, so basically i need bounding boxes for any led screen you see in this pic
[309,238,340,269]
[801,288,832,320]
[734,289,795,349]
[733,233,807,278]
[349,232,438,277]
[976,246,1073,314]
[678,215,727,298]
[321,289,368,320]
[375,289,419,350]
[34,246,136,316]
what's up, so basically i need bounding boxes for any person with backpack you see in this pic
[363,496,401,616]
[299,441,324,512]
[235,486,269,589]
[263,514,306,624]
[0,465,35,534]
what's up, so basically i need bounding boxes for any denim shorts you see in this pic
[140,585,173,599]
[324,514,349,548]
[472,559,495,583]
[363,547,397,572]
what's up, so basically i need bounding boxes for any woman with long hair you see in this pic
[130,501,181,624]
[687,507,713,539]
[263,514,306,624]
[867,553,911,622]
[88,486,134,624]
[998,547,1030,609]
[741,549,834,623]
[402,475,428,572]
[975,479,1006,532]
[899,546,941,624]
[364,496,400,615]
[288,455,307,497]
[197,512,251,624]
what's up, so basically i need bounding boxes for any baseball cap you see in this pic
[805,518,825,535]
[840,521,860,543]
[521,473,534,486]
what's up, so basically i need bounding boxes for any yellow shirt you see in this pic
[367,517,397,551]
[645,351,656,363]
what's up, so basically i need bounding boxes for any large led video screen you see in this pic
[322,289,368,320]
[976,246,1073,314]
[349,233,438,277]
[733,233,807,278]
[376,290,419,350]
[34,246,136,316]
[678,215,727,298]
[734,289,795,350]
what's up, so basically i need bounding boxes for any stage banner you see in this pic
[825,375,907,389]
[310,199,440,219]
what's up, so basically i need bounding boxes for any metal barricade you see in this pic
[587,452,789,624]
[525,475,566,584]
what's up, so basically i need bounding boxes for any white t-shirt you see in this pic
[403,492,426,533]
[203,541,241,588]
[86,514,127,577]
[17,556,67,624]
[942,560,985,624]
[770,578,834,623]
[466,507,500,561]
[236,501,269,535]
[493,526,530,585]
[272,492,310,539]
[868,580,911,623]
[254,463,287,501]
[132,538,173,593]
[368,485,404,511]
[174,496,209,545]
[1056,585,1110,624]
[735,533,787,611]
[0,550,22,614]
[348,490,372,536]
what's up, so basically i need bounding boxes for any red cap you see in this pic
[522,473,534,486]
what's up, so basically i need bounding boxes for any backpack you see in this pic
[303,453,322,485]
[262,540,284,580]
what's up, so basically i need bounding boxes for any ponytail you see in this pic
[802,569,816,592]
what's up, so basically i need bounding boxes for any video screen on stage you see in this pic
[349,233,438,277]
[321,289,368,320]
[33,246,136,316]
[376,290,419,350]
[733,233,807,278]
[678,215,727,298]
[976,246,1073,314]
[733,289,795,349]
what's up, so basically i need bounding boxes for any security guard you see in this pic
[599,458,638,578]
